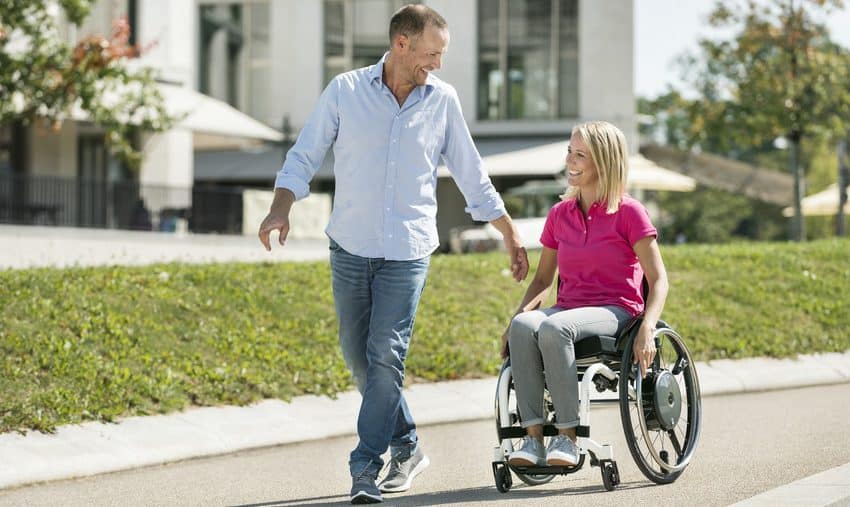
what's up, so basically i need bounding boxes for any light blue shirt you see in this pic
[275,54,506,261]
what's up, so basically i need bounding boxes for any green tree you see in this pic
[0,0,173,168]
[678,0,850,240]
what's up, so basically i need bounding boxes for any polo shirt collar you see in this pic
[566,197,607,216]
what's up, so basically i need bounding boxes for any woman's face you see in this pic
[566,134,599,191]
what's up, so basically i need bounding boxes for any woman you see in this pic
[502,121,668,467]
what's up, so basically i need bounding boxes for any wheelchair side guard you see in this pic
[578,362,616,462]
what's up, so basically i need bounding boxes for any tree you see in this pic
[0,0,173,168]
[676,0,850,241]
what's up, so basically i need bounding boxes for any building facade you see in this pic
[196,0,635,142]
[2,0,635,239]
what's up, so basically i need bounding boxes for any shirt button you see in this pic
[389,234,393,238]
[390,161,395,165]
[392,139,397,143]
[386,207,390,211]
[588,216,592,221]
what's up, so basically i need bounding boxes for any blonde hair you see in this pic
[562,121,628,213]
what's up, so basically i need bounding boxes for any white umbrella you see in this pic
[782,184,850,217]
[438,140,696,192]
[73,83,283,142]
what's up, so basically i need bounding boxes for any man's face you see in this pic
[401,25,449,86]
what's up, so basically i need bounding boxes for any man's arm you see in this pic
[489,214,529,282]
[259,79,340,250]
[440,90,528,280]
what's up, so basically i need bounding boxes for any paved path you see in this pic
[1,351,848,492]
[1,383,849,506]
[0,225,327,269]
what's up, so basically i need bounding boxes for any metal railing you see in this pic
[0,174,247,235]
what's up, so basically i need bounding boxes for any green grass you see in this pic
[1,238,848,433]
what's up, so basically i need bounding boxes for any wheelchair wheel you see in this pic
[495,360,557,487]
[618,325,702,484]
[493,462,512,493]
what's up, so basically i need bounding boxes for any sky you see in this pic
[635,0,850,98]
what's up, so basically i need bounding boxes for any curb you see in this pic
[1,351,849,490]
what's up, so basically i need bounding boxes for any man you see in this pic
[258,5,528,504]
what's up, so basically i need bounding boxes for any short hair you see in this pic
[563,121,629,213]
[388,4,447,44]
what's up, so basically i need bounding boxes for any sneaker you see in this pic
[546,435,579,466]
[378,445,430,493]
[507,436,546,466]
[350,468,382,504]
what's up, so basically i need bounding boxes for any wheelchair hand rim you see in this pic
[633,327,700,473]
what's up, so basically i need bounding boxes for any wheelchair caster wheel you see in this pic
[493,463,512,493]
[601,460,620,491]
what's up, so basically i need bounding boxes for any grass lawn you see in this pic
[1,238,848,433]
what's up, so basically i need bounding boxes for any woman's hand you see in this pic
[633,322,657,378]
[500,326,511,359]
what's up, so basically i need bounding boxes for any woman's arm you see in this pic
[632,236,669,377]
[500,247,559,357]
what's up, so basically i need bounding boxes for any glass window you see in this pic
[478,0,578,120]
[199,4,244,107]
[198,2,272,121]
[323,0,419,85]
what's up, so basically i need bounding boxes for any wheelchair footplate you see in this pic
[492,441,619,493]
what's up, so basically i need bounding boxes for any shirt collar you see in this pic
[369,52,435,98]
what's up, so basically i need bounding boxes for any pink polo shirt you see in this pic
[539,195,657,316]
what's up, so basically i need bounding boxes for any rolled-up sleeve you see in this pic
[274,79,340,200]
[440,91,506,222]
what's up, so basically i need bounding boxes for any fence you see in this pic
[0,174,247,235]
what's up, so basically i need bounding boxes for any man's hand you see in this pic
[505,240,529,282]
[259,188,296,251]
[258,210,290,251]
[488,214,529,282]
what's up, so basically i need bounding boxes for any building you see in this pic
[195,0,636,245]
[3,0,636,244]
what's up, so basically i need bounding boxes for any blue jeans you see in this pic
[329,239,430,477]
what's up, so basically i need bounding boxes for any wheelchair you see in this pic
[492,311,702,492]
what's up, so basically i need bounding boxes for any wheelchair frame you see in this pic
[492,317,702,493]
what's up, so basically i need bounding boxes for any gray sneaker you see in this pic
[546,435,579,466]
[507,436,546,466]
[378,445,430,493]
[350,467,382,504]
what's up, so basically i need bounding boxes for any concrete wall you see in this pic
[426,0,478,128]
[136,0,195,86]
[578,0,636,151]
[270,0,324,130]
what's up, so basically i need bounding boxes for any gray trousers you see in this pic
[508,305,631,428]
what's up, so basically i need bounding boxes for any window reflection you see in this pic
[478,0,578,120]
[323,0,419,84]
